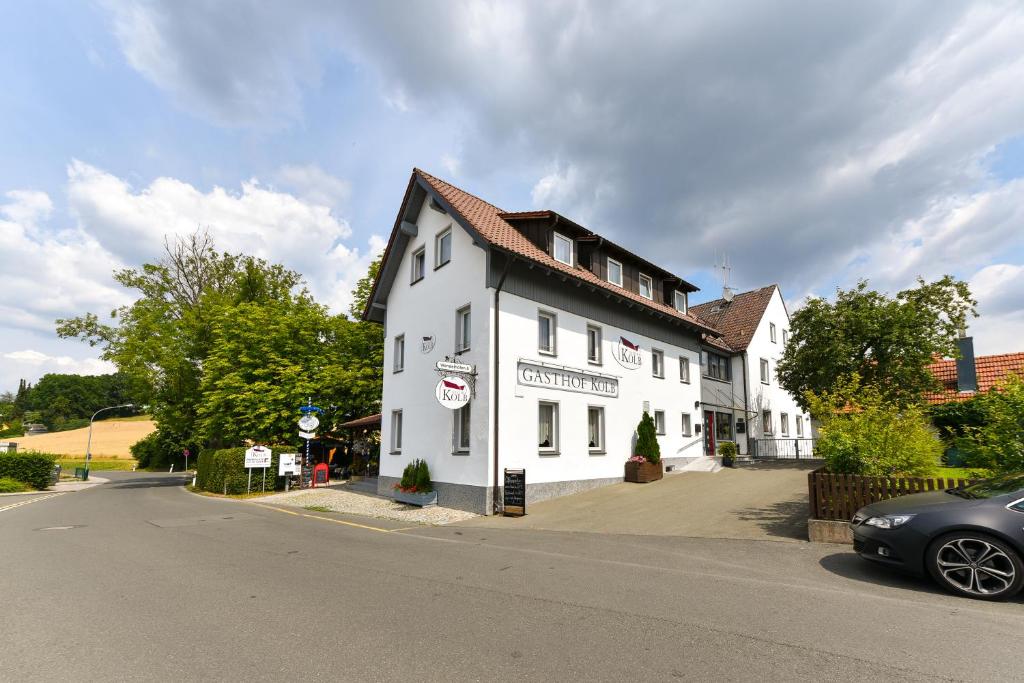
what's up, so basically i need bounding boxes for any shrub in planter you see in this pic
[625,413,664,483]
[396,459,433,493]
[0,451,57,490]
[718,441,737,467]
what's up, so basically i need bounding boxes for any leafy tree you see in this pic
[806,375,942,476]
[634,411,661,463]
[956,374,1024,475]
[350,254,382,319]
[777,277,976,411]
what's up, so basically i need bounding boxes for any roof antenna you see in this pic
[716,252,734,302]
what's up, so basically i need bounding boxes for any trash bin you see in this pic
[52,463,61,486]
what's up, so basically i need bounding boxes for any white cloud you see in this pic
[275,164,351,208]
[2,349,115,375]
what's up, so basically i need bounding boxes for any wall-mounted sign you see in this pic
[612,336,643,370]
[244,446,272,468]
[298,414,320,432]
[420,335,435,354]
[517,361,619,398]
[435,376,471,409]
[436,360,474,374]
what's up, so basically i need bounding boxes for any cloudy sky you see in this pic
[2,1,1024,392]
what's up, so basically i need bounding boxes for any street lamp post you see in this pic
[84,403,134,480]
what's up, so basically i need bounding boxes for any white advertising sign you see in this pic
[517,361,619,398]
[435,360,475,374]
[612,336,643,370]
[278,453,300,476]
[435,376,471,409]
[299,430,317,440]
[244,446,272,468]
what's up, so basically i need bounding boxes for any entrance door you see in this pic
[703,411,715,456]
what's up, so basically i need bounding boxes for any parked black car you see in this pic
[852,473,1024,600]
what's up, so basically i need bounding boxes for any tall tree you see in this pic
[776,276,976,410]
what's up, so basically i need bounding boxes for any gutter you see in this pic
[492,251,515,515]
[741,353,750,455]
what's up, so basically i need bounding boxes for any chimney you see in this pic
[956,336,977,393]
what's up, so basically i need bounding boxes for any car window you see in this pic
[960,474,1024,499]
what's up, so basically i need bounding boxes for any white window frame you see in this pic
[607,257,623,287]
[538,310,557,356]
[453,403,470,454]
[760,358,770,384]
[796,415,803,437]
[393,334,405,373]
[782,329,789,346]
[780,413,789,437]
[652,349,664,378]
[770,322,777,343]
[654,409,666,435]
[410,247,425,284]
[435,227,452,268]
[674,290,688,313]
[639,273,653,300]
[681,413,692,436]
[455,305,471,352]
[538,401,559,454]
[390,410,403,453]
[762,410,773,436]
[679,356,690,383]
[553,232,573,265]
[587,324,602,365]
[588,405,605,454]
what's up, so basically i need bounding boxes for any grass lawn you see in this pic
[929,466,988,480]
[107,414,153,422]
[186,486,281,499]
[0,476,32,493]
[56,458,138,471]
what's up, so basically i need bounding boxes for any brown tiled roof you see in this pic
[339,413,382,429]
[689,285,777,352]
[925,352,1024,404]
[409,169,719,335]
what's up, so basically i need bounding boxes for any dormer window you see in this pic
[553,232,573,265]
[674,290,688,313]
[639,273,653,300]
[607,258,623,287]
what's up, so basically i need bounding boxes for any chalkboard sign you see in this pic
[503,468,526,516]
[300,466,313,489]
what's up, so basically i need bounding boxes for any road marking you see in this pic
[0,492,65,513]
[253,503,412,534]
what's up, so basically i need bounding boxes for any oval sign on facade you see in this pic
[612,336,643,370]
[435,376,471,409]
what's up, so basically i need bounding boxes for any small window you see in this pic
[411,247,425,283]
[654,410,666,435]
[588,406,605,452]
[539,401,559,453]
[782,329,789,346]
[393,335,405,373]
[679,357,690,383]
[553,232,573,265]
[652,349,664,378]
[781,413,789,437]
[607,258,623,287]
[587,324,602,364]
[681,413,692,436]
[770,322,777,343]
[639,273,653,299]
[796,416,803,437]
[456,305,471,352]
[762,410,773,435]
[435,228,452,268]
[760,358,770,384]
[390,410,403,453]
[705,351,731,381]
[453,404,470,453]
[715,412,733,441]
[538,311,557,355]
[674,290,688,313]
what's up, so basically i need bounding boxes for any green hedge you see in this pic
[195,446,292,495]
[0,452,57,490]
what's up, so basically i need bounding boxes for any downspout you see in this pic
[741,353,750,456]
[492,251,515,515]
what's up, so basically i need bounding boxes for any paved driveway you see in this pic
[460,460,821,541]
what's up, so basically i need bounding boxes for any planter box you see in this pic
[393,489,438,507]
[625,461,663,483]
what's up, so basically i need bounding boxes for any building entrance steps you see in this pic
[677,457,722,473]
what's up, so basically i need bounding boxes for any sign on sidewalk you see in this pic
[244,446,272,468]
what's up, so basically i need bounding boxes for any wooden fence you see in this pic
[808,468,977,521]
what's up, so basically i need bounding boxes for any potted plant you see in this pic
[392,458,438,506]
[625,412,664,483]
[719,441,737,468]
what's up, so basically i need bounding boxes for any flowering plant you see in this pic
[627,454,649,464]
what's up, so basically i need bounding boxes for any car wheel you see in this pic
[926,532,1024,601]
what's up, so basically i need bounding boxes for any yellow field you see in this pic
[10,419,156,458]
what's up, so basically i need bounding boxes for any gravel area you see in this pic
[259,486,478,525]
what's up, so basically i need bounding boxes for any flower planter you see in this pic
[722,455,735,468]
[624,460,663,483]
[393,489,438,507]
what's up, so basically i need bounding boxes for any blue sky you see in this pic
[2,1,1024,392]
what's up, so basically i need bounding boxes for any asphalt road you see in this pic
[1,472,1021,682]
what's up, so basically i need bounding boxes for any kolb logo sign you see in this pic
[613,336,643,370]
[435,376,471,409]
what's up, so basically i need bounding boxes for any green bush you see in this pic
[0,420,23,438]
[0,452,57,490]
[718,441,737,459]
[0,476,31,493]
[634,412,661,464]
[956,373,1024,475]
[195,446,291,495]
[131,430,197,470]
[396,458,433,493]
[414,459,432,493]
[807,376,942,477]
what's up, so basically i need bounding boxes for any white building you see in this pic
[364,169,809,513]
